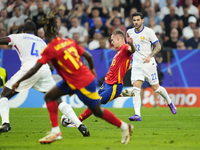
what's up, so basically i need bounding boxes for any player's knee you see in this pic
[153,84,160,92]
[91,104,104,118]
[44,93,53,102]
[93,111,103,118]
[132,87,141,95]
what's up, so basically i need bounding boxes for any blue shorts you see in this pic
[141,80,151,89]
[56,79,100,109]
[98,81,123,104]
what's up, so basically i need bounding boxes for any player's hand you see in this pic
[12,82,19,93]
[143,56,151,63]
[127,33,133,44]
[91,68,97,78]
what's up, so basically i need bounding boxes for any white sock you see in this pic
[51,126,61,134]
[132,87,141,116]
[155,86,172,104]
[120,122,128,131]
[0,97,10,124]
[58,102,82,127]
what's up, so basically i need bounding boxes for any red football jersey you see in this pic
[38,37,95,90]
[105,44,133,85]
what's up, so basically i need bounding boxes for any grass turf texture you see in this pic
[0,108,200,150]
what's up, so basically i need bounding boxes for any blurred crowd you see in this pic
[0,0,200,52]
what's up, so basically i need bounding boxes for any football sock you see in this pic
[58,102,82,127]
[102,109,122,127]
[120,122,128,131]
[0,97,10,124]
[51,126,61,134]
[78,108,92,122]
[46,101,59,127]
[155,86,172,104]
[132,87,141,116]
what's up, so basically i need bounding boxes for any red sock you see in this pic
[102,109,122,127]
[78,108,93,121]
[46,101,58,127]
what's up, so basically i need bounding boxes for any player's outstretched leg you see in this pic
[92,103,134,144]
[155,86,177,114]
[60,107,93,128]
[58,101,90,136]
[79,108,93,122]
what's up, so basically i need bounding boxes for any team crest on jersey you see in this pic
[140,36,145,41]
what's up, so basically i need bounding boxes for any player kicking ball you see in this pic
[61,29,136,126]
[12,17,133,144]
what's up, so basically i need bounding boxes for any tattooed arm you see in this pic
[150,41,162,57]
[143,41,161,63]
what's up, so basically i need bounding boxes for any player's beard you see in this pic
[135,22,142,31]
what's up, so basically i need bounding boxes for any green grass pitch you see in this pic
[0,107,200,150]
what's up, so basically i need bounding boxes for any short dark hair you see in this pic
[112,29,125,39]
[132,12,144,19]
[93,0,101,3]
[25,18,32,23]
[112,7,120,12]
[23,21,36,34]
[14,5,20,10]
[92,7,100,11]
[44,17,57,35]
[183,4,189,8]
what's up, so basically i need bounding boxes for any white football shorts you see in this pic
[131,61,159,85]
[5,68,56,92]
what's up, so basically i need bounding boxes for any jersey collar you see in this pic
[134,26,144,34]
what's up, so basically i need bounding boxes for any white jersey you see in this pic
[127,26,158,66]
[7,33,49,71]
[127,26,160,85]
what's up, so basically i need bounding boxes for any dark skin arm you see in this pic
[47,61,54,72]
[82,50,97,77]
[12,62,43,91]
[0,37,9,45]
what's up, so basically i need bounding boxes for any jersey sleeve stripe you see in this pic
[14,45,21,56]
[7,37,11,42]
[152,40,159,45]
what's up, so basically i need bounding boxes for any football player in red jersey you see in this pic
[78,29,136,121]
[12,17,134,144]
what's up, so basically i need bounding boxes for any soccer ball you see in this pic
[60,115,72,127]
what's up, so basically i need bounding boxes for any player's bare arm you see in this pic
[143,41,161,63]
[12,62,43,91]
[0,37,9,45]
[82,50,97,77]
[150,41,161,57]
[126,33,136,53]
